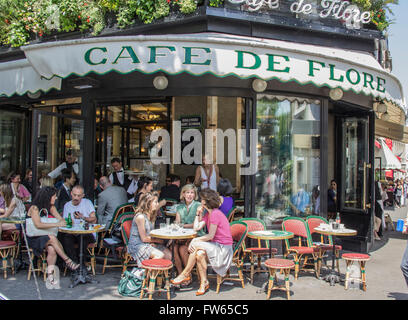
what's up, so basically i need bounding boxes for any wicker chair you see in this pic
[342,253,370,291]
[0,240,16,279]
[306,215,342,274]
[101,212,137,274]
[282,217,320,280]
[240,217,278,284]
[97,202,136,254]
[214,221,248,293]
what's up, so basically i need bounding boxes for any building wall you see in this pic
[328,113,336,188]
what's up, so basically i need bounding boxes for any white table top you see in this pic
[59,224,106,234]
[314,226,357,236]
[150,228,196,240]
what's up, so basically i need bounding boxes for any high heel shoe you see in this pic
[196,281,210,296]
[64,258,80,271]
[170,274,192,286]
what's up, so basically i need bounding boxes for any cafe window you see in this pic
[0,109,27,182]
[255,95,321,227]
[96,101,170,187]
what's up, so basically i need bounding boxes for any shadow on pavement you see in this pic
[387,292,408,300]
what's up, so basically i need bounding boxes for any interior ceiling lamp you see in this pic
[27,91,41,99]
[137,108,161,121]
[381,111,390,121]
[252,79,267,93]
[69,77,100,90]
[329,87,344,101]
[146,124,165,131]
[153,75,168,90]
[377,101,388,113]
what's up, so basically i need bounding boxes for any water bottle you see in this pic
[65,213,72,228]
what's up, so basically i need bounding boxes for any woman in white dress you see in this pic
[194,154,219,192]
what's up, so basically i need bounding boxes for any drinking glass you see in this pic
[160,223,166,229]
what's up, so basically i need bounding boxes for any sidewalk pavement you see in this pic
[1,207,408,300]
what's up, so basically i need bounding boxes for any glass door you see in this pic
[340,117,371,213]
[31,109,85,196]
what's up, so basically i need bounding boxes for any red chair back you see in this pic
[283,218,308,238]
[121,218,133,245]
[306,217,322,235]
[240,219,264,232]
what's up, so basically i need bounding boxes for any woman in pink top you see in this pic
[7,171,31,202]
[171,188,233,296]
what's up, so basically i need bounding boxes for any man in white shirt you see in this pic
[48,149,79,180]
[61,185,97,265]
[108,157,136,200]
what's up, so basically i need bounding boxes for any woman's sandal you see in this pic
[64,258,80,271]
[196,281,210,296]
[170,274,192,286]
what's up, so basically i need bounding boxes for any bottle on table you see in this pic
[336,212,341,224]
[66,212,72,228]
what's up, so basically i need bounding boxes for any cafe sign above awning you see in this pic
[2,33,405,109]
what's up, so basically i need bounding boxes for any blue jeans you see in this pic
[400,241,408,286]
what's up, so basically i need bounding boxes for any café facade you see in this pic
[0,0,405,253]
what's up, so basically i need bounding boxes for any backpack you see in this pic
[117,268,144,297]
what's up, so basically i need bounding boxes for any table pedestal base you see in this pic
[323,272,341,286]
[69,267,98,288]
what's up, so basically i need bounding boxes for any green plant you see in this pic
[177,0,197,14]
[209,0,223,7]
[352,0,399,31]
[0,0,398,48]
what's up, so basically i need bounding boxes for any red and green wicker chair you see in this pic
[140,258,173,300]
[101,211,136,274]
[342,253,370,291]
[227,206,237,223]
[306,215,342,274]
[97,202,136,254]
[0,240,16,279]
[213,221,248,293]
[27,248,48,281]
[265,258,295,300]
[240,217,278,284]
[120,217,139,275]
[282,217,320,280]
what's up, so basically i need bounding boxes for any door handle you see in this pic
[363,162,372,210]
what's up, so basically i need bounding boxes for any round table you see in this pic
[247,230,294,293]
[247,230,294,258]
[314,226,357,286]
[59,224,105,288]
[150,228,196,281]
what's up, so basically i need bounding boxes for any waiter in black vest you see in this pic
[108,157,135,200]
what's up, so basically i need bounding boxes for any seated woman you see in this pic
[0,183,19,237]
[217,178,235,217]
[171,188,233,296]
[127,192,172,266]
[173,184,203,275]
[7,171,31,202]
[26,186,79,285]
